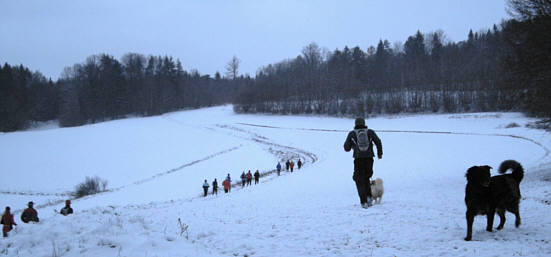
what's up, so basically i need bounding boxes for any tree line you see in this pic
[1,0,550,132]
[1,54,249,131]
[234,0,551,118]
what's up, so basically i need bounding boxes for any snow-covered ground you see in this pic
[1,106,550,256]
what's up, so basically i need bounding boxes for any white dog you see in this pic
[370,178,384,204]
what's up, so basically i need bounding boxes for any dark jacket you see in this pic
[21,208,39,223]
[343,125,383,158]
[60,206,73,216]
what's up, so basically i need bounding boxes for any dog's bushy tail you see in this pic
[498,160,524,183]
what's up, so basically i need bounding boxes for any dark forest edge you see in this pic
[1,0,550,132]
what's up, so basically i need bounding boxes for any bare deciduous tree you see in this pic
[225,55,240,79]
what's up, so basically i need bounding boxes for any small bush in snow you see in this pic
[74,176,108,198]
[505,122,520,128]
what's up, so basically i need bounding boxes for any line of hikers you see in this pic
[276,159,303,175]
[2,200,74,237]
[202,159,304,197]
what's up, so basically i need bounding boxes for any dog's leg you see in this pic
[496,208,506,230]
[465,211,475,241]
[511,206,521,228]
[486,208,495,232]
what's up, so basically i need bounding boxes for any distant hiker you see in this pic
[297,159,303,169]
[212,178,218,195]
[203,179,210,197]
[60,200,73,216]
[226,173,232,192]
[21,201,39,223]
[1,207,17,237]
[246,171,253,186]
[223,178,231,193]
[290,161,295,172]
[344,117,383,209]
[254,170,260,184]
[241,172,246,187]
[285,160,290,171]
[276,162,282,176]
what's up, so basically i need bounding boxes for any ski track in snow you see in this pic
[2,110,551,257]
[237,122,551,161]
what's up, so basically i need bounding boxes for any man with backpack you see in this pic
[343,117,383,209]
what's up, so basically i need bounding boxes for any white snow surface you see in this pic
[1,106,550,256]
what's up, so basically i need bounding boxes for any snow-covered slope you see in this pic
[1,106,550,256]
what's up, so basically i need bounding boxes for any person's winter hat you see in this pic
[355,117,365,126]
[28,201,34,207]
[65,200,71,205]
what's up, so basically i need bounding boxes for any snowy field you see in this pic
[1,106,550,256]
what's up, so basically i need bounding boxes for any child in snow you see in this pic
[21,201,39,223]
[297,159,302,169]
[276,162,282,176]
[223,178,231,193]
[254,170,260,184]
[1,207,17,237]
[290,161,295,172]
[212,178,218,195]
[60,200,73,216]
[202,179,210,197]
[246,171,252,186]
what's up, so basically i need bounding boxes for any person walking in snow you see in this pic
[254,170,260,184]
[1,207,17,237]
[222,178,231,193]
[241,172,246,187]
[276,162,282,176]
[21,201,39,223]
[226,173,232,192]
[203,179,210,197]
[212,178,218,195]
[60,200,73,216]
[344,117,383,209]
[246,170,253,186]
[297,159,303,169]
[290,161,295,172]
[285,160,290,171]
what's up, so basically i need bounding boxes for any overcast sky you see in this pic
[1,0,509,80]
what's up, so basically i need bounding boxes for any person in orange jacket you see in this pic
[222,178,231,193]
[1,206,17,237]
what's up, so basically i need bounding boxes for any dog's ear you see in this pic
[465,166,476,182]
[481,165,492,171]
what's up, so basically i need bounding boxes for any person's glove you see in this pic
[378,154,383,160]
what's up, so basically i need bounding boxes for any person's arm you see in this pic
[370,130,383,158]
[343,131,355,152]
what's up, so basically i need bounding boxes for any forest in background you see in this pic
[1,0,549,132]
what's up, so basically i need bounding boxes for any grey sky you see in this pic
[1,0,509,80]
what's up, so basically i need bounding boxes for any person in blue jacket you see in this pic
[202,179,209,197]
[276,162,282,176]
[226,173,232,192]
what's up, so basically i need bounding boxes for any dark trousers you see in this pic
[213,187,218,195]
[353,158,374,204]
[203,187,208,197]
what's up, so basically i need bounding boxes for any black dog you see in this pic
[464,160,524,241]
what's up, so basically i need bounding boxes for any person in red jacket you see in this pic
[1,206,17,237]
[222,178,231,193]
[21,201,39,223]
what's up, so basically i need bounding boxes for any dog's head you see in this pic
[465,165,492,187]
